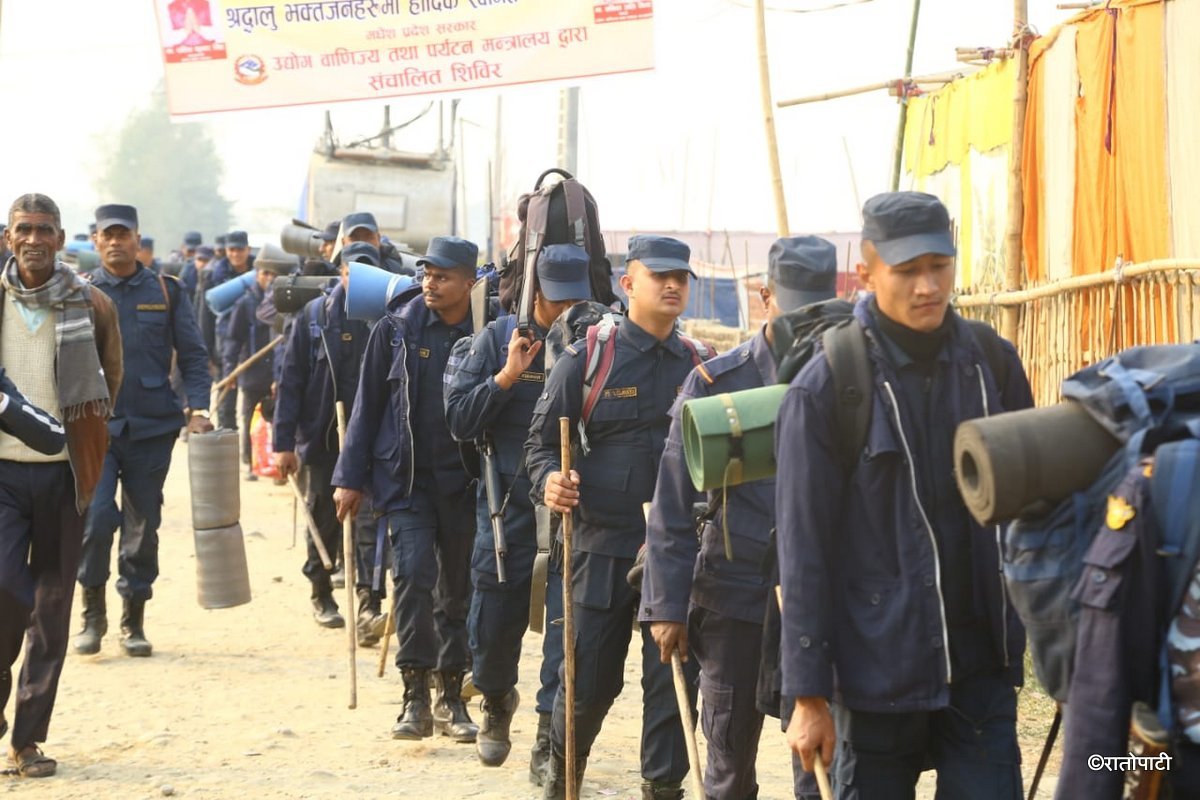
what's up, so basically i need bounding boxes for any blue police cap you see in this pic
[626,234,695,277]
[343,212,378,235]
[195,245,215,260]
[861,191,956,266]
[139,236,154,249]
[341,241,380,267]
[184,230,202,247]
[417,236,478,271]
[215,234,227,247]
[537,244,591,302]
[226,231,249,248]
[768,236,838,311]
[94,204,138,232]
[319,221,340,242]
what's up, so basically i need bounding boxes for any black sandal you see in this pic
[9,745,56,778]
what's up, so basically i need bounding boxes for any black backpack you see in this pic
[497,168,617,317]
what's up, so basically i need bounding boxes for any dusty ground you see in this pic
[3,439,1060,798]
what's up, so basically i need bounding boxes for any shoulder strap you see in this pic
[1153,439,1200,614]
[561,179,588,248]
[580,317,619,428]
[964,319,1010,396]
[678,335,715,385]
[822,321,873,472]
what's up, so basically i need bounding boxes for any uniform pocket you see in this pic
[699,673,735,755]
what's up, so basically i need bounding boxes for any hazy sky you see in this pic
[0,0,1077,245]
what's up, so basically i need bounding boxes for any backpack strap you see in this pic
[1153,437,1200,614]
[964,319,1011,397]
[560,179,588,248]
[822,321,873,472]
[580,316,619,431]
[678,335,715,385]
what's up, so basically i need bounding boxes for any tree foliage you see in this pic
[95,87,231,251]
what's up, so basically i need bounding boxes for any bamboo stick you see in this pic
[955,260,1200,307]
[755,0,789,237]
[1002,0,1031,342]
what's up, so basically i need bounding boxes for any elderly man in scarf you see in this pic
[0,193,122,778]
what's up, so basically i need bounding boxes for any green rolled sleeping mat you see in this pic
[681,384,789,492]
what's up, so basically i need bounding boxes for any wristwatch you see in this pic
[191,409,211,419]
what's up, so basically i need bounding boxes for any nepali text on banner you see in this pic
[153,0,655,116]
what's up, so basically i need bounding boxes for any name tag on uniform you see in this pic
[137,304,167,312]
[419,347,431,359]
[602,386,637,399]
[519,371,544,383]
[341,333,353,342]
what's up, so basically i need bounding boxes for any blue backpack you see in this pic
[1003,343,1200,703]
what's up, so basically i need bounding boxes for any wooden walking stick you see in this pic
[214,334,285,406]
[336,401,357,710]
[670,652,705,800]
[775,586,833,800]
[286,475,334,570]
[641,501,705,800]
[560,417,579,800]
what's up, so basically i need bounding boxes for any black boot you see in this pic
[529,711,552,785]
[119,598,152,657]
[355,587,385,646]
[73,585,107,655]
[432,671,479,743]
[641,781,684,800]
[476,688,520,766]
[392,667,433,740]
[543,750,587,800]
[311,586,345,629]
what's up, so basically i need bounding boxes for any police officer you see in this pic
[339,212,415,276]
[137,236,161,274]
[333,235,480,744]
[526,235,710,800]
[641,237,837,800]
[74,204,213,658]
[273,241,382,633]
[198,230,254,431]
[777,192,1033,798]
[222,244,289,480]
[178,231,203,298]
[444,244,590,773]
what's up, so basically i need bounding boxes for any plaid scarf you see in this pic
[1,259,112,421]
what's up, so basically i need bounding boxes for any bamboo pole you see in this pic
[214,334,285,405]
[1002,0,1031,343]
[891,0,923,191]
[336,401,358,711]
[955,260,1200,308]
[560,418,578,800]
[755,0,789,237]
[777,71,964,108]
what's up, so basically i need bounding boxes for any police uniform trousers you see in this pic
[466,490,563,710]
[238,383,272,467]
[0,460,84,750]
[78,430,177,600]
[387,483,474,671]
[830,670,1021,800]
[296,456,345,594]
[550,548,699,784]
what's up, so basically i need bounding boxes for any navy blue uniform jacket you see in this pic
[332,289,432,512]
[525,318,712,560]
[90,265,211,440]
[640,330,776,626]
[222,283,274,393]
[273,282,369,464]
[444,315,545,547]
[775,299,1033,713]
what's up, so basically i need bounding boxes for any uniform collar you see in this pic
[424,307,472,336]
[620,316,688,357]
[90,264,150,288]
[750,327,777,384]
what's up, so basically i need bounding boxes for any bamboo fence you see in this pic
[956,260,1200,408]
